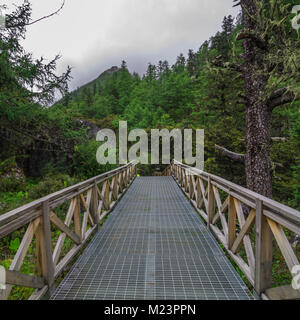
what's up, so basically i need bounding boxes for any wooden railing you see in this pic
[0,161,137,300]
[165,160,300,300]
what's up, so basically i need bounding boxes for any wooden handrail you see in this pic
[167,160,300,300]
[0,161,137,300]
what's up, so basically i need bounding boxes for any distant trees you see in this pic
[0,1,72,152]
[8,5,295,207]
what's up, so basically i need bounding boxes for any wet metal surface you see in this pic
[51,177,252,300]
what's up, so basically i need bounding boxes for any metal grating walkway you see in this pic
[51,177,252,300]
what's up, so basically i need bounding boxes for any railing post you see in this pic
[207,177,215,228]
[39,200,55,295]
[255,199,273,296]
[92,182,100,226]
[73,196,82,242]
[228,195,237,250]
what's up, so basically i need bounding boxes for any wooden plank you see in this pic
[234,198,255,277]
[190,200,208,222]
[210,224,254,286]
[267,218,299,273]
[80,190,93,240]
[228,195,237,250]
[5,270,45,289]
[101,181,110,211]
[53,198,76,265]
[196,177,203,209]
[112,176,118,201]
[231,209,256,254]
[199,179,208,212]
[54,225,97,278]
[207,177,215,227]
[255,199,273,295]
[213,186,228,238]
[0,218,40,300]
[73,196,82,242]
[35,222,43,277]
[50,212,81,245]
[263,209,300,235]
[189,175,196,200]
[28,285,48,300]
[0,210,42,239]
[11,218,40,271]
[265,285,300,300]
[41,201,55,290]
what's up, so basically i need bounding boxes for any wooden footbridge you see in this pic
[0,161,300,300]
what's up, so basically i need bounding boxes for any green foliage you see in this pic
[28,173,78,200]
[72,140,117,179]
[9,237,20,253]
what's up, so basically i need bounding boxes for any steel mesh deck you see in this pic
[51,177,252,300]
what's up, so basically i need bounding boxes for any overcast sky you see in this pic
[4,0,239,92]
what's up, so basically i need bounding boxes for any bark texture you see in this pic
[241,0,272,198]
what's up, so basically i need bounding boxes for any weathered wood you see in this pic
[172,160,299,226]
[91,183,100,225]
[231,209,256,254]
[101,181,110,211]
[207,177,215,227]
[267,219,299,273]
[0,210,42,239]
[213,186,228,237]
[0,162,136,231]
[111,177,118,201]
[5,270,45,289]
[29,285,48,300]
[72,196,81,242]
[80,190,93,240]
[53,198,76,265]
[265,285,300,300]
[228,195,237,249]
[234,198,255,276]
[221,196,229,215]
[41,201,55,290]
[263,209,300,236]
[196,177,203,209]
[54,225,97,278]
[255,199,273,295]
[189,175,196,200]
[199,179,208,212]
[0,218,40,300]
[50,211,81,245]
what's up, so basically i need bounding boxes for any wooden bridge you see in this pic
[0,161,299,300]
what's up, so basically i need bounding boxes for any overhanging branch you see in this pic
[215,144,245,163]
[215,144,284,168]
[7,1,65,28]
[268,87,298,109]
[211,56,243,73]
[236,30,267,50]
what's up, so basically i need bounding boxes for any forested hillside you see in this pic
[0,1,299,219]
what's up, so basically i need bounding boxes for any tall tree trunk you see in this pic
[241,0,272,198]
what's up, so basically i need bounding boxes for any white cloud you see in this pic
[4,0,239,91]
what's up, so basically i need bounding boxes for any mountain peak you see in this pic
[105,66,120,75]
